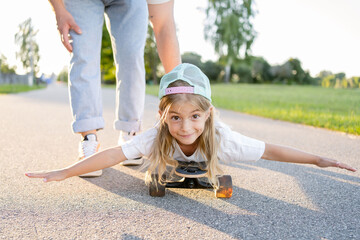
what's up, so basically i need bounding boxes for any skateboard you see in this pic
[149,161,233,198]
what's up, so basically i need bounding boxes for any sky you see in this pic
[1,0,359,77]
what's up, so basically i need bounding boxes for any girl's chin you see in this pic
[176,137,198,146]
[179,141,195,146]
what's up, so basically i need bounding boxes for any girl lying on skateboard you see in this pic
[26,63,357,193]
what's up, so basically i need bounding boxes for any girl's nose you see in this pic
[181,119,191,131]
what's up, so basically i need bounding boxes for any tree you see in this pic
[232,61,252,83]
[248,56,271,83]
[270,63,292,84]
[144,24,160,84]
[321,74,336,88]
[0,54,16,74]
[181,52,222,82]
[202,60,222,82]
[57,67,68,83]
[100,22,116,85]
[316,70,333,79]
[269,58,313,85]
[205,0,256,83]
[14,18,40,85]
[100,22,162,85]
[334,72,346,80]
[181,52,203,68]
[349,76,360,88]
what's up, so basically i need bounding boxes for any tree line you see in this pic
[52,24,359,89]
[180,52,360,89]
[98,26,359,89]
[97,0,359,88]
[2,1,359,89]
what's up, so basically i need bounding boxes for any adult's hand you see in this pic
[55,9,82,53]
[49,0,82,53]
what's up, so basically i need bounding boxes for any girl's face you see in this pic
[162,101,211,148]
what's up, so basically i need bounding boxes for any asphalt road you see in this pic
[0,83,359,239]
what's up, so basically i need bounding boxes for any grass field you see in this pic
[146,84,360,135]
[0,84,45,94]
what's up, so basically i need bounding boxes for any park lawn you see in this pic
[0,84,45,94]
[146,84,360,135]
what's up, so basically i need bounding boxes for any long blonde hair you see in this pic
[145,80,222,187]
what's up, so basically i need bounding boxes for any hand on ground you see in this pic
[317,158,357,172]
[25,169,68,183]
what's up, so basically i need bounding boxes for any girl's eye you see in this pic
[171,116,180,121]
[192,114,200,119]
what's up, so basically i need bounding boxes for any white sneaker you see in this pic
[118,131,144,166]
[78,134,102,177]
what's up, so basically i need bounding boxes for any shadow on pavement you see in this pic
[225,160,360,238]
[82,165,359,239]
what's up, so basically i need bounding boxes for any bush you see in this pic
[57,68,68,82]
[232,63,252,83]
[202,60,222,82]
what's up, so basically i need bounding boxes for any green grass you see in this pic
[0,84,45,94]
[146,84,360,135]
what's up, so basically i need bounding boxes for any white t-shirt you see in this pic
[121,121,265,163]
[147,0,171,4]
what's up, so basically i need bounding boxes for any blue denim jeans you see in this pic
[64,0,148,133]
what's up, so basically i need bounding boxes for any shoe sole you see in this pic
[79,170,103,177]
[121,158,144,166]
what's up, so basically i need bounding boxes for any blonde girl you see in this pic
[26,64,356,188]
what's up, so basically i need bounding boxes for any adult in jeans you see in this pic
[48,0,181,176]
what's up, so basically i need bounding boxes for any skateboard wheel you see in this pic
[149,174,166,197]
[215,175,233,198]
[187,179,195,188]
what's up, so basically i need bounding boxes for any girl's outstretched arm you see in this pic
[262,143,357,172]
[25,146,127,182]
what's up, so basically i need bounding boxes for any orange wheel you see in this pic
[149,174,166,197]
[215,175,233,198]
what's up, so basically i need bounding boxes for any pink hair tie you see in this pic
[165,86,194,95]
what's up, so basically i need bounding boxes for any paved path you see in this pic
[0,83,359,239]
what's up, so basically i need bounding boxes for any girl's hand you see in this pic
[25,169,68,183]
[317,158,357,172]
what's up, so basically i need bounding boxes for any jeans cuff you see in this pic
[72,117,105,133]
[114,120,142,133]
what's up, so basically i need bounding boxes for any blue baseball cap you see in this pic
[158,63,212,102]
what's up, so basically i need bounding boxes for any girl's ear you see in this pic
[206,106,213,119]
[158,110,163,117]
